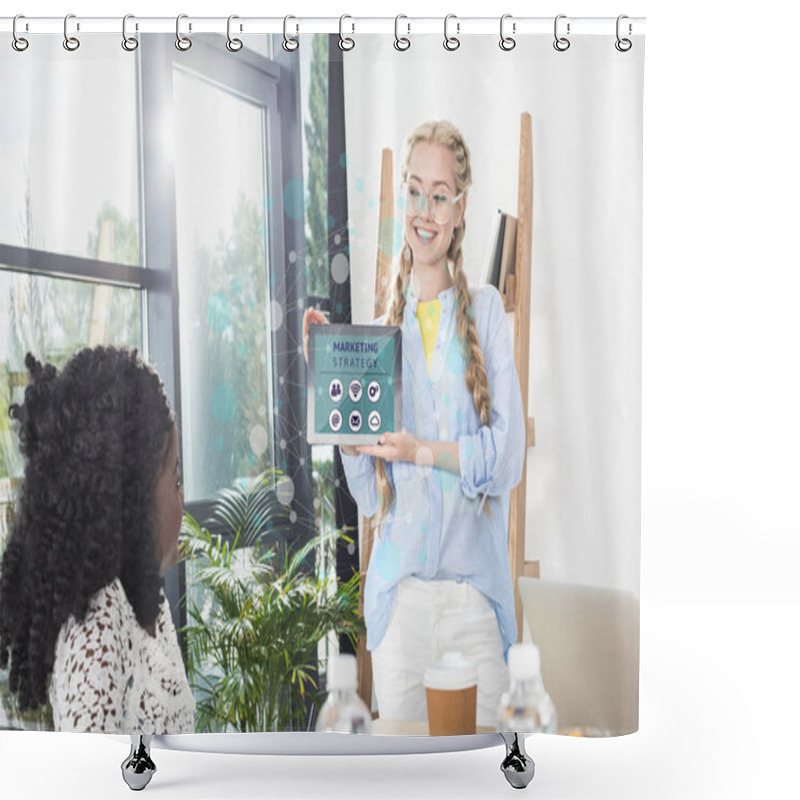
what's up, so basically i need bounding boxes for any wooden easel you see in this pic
[356,114,538,708]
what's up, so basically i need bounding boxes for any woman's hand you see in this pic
[302,307,328,363]
[357,431,421,463]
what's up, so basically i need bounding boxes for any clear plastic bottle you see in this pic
[497,643,557,734]
[315,654,373,734]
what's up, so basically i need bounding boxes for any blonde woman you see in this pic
[303,120,525,727]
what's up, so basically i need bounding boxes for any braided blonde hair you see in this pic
[372,120,492,534]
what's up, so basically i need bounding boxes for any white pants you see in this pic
[371,577,509,728]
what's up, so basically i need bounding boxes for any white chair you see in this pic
[517,577,639,736]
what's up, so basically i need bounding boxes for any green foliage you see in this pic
[181,471,362,732]
[189,191,272,493]
[304,33,330,298]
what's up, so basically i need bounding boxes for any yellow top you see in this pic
[415,299,441,374]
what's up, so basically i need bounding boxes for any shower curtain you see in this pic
[0,17,643,740]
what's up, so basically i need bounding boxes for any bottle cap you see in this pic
[423,651,479,691]
[327,654,357,691]
[508,643,542,681]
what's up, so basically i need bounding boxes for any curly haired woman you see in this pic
[0,346,194,733]
[304,120,526,727]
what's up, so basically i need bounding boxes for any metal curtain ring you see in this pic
[553,14,570,52]
[339,15,355,51]
[394,15,410,51]
[122,14,139,51]
[499,14,516,51]
[12,15,29,51]
[443,14,460,51]
[283,15,299,51]
[615,14,632,52]
[63,13,80,51]
[175,14,192,51]
[227,15,243,52]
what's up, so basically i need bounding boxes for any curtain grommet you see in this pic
[283,15,299,52]
[226,15,243,52]
[553,14,570,52]
[339,15,355,51]
[175,14,192,51]
[615,15,632,52]
[122,14,139,52]
[63,13,80,52]
[12,14,29,51]
[499,14,516,51]
[394,15,410,51]
[443,14,460,51]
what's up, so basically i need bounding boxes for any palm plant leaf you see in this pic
[180,470,363,733]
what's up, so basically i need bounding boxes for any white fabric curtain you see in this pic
[344,34,643,595]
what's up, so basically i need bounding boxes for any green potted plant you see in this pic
[180,470,362,733]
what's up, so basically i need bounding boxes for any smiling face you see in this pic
[153,424,184,576]
[403,140,464,271]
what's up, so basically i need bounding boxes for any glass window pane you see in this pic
[173,67,274,501]
[0,38,140,266]
[0,268,142,533]
[301,34,330,298]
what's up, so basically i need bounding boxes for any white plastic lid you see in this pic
[508,643,542,681]
[423,651,479,691]
[327,654,357,691]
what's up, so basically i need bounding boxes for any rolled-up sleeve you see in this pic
[458,289,526,500]
[340,451,380,517]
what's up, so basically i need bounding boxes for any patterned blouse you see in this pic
[49,578,195,733]
[342,285,526,658]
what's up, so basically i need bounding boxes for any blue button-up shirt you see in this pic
[341,284,525,658]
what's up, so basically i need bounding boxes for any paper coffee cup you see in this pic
[424,652,478,736]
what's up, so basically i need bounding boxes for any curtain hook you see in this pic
[122,14,139,52]
[499,14,516,51]
[175,14,192,51]
[283,15,299,51]
[443,14,460,51]
[63,13,80,52]
[394,15,410,51]
[553,14,570,52]
[12,14,29,52]
[339,15,355,51]
[615,15,632,52]
[227,15,243,52]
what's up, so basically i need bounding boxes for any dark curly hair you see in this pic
[0,346,174,711]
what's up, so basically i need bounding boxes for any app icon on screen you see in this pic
[348,379,363,403]
[348,410,362,432]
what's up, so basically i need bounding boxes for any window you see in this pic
[1,35,146,555]
[0,32,351,732]
[172,66,276,501]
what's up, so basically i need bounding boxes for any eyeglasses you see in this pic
[401,181,464,225]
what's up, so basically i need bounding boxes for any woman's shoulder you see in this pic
[61,579,133,641]
[468,284,505,322]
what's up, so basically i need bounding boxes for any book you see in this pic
[498,214,517,296]
[482,209,506,289]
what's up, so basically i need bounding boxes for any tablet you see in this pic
[306,323,402,445]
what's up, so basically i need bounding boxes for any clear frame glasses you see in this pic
[401,181,464,225]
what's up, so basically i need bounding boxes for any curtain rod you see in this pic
[1,16,646,37]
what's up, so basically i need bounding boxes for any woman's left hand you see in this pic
[358,430,420,463]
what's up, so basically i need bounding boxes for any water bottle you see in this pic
[315,654,373,733]
[497,643,557,734]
